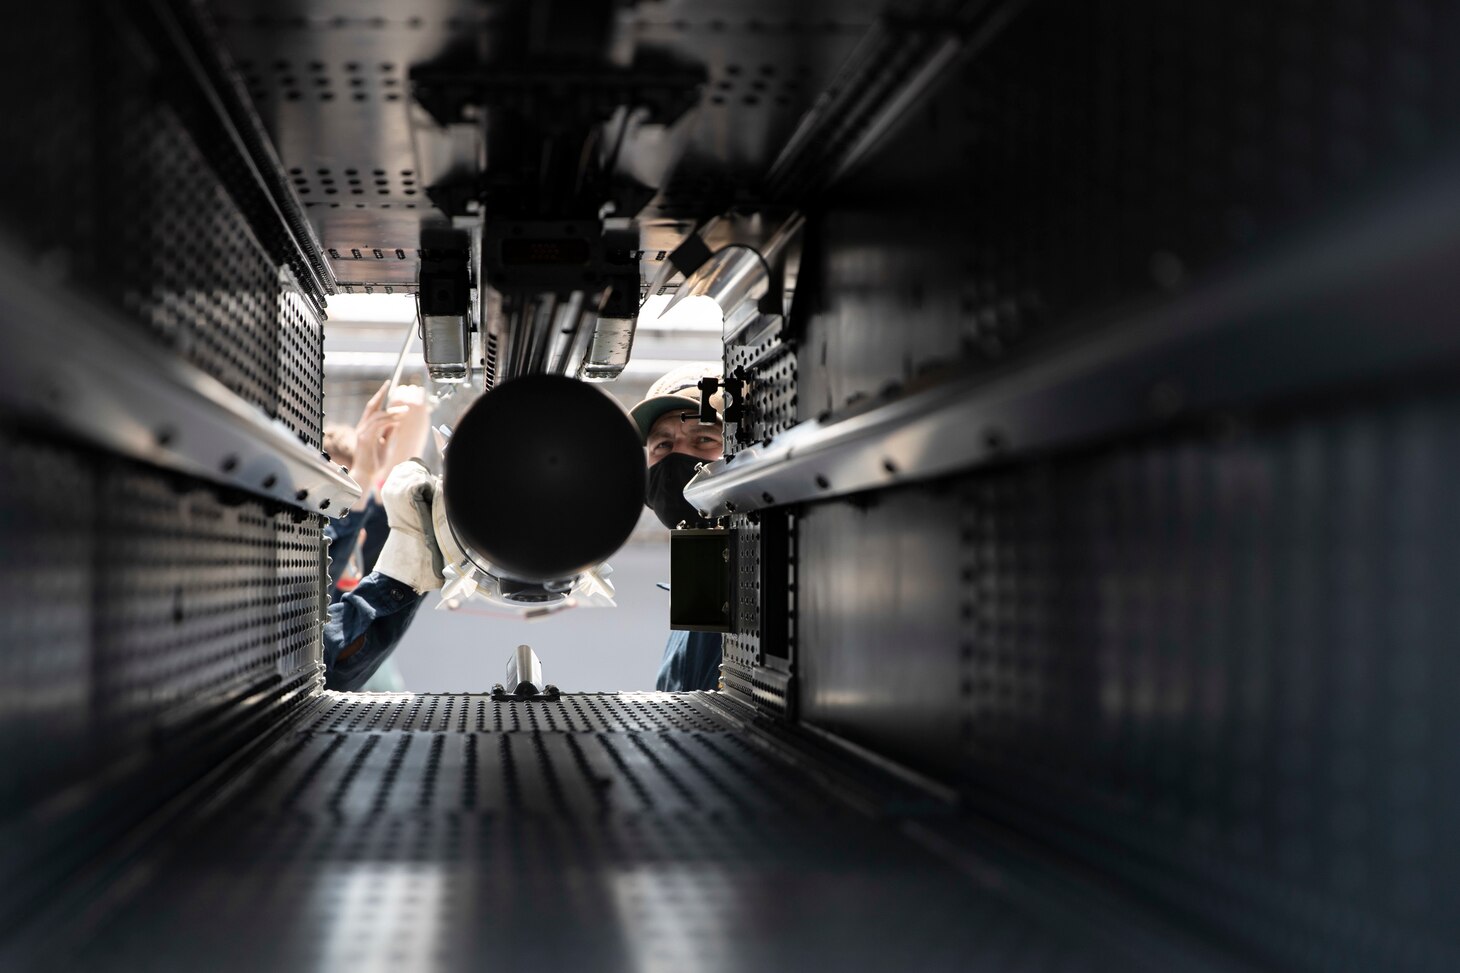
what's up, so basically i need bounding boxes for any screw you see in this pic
[295,489,309,501]
[319,499,331,510]
[762,492,774,504]
[262,474,278,489]
[815,475,830,489]
[882,459,897,474]
[221,455,239,473]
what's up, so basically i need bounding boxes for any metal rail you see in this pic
[687,159,1460,517]
[0,242,361,517]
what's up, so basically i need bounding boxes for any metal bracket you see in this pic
[721,370,747,425]
[490,683,561,702]
[490,645,561,701]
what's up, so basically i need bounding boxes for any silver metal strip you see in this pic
[686,161,1460,517]
[0,243,360,517]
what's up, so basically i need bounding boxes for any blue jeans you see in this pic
[654,630,723,691]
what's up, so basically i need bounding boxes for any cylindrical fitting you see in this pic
[579,315,637,382]
[422,314,470,383]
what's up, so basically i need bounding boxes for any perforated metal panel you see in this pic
[0,429,97,810]
[107,78,325,447]
[722,515,761,692]
[726,318,798,449]
[769,8,1460,961]
[0,6,335,935]
[302,692,727,735]
[0,0,97,273]
[0,6,340,929]
[279,280,327,446]
[721,315,800,713]
[95,467,326,737]
[0,1,326,449]
[216,2,474,292]
[800,0,1460,421]
[0,422,330,952]
[0,427,327,808]
[798,389,1460,971]
[57,691,1190,972]
[628,4,876,221]
[109,82,278,403]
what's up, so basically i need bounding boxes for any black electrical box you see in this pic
[668,527,735,632]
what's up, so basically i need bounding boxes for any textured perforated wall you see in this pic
[726,318,798,450]
[798,390,1460,970]
[722,313,800,713]
[0,427,326,814]
[0,1,326,448]
[0,0,334,941]
[800,0,1460,421]
[721,515,761,698]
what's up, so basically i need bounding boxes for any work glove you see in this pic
[372,459,466,593]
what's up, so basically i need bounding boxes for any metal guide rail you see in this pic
[0,242,358,518]
[27,692,1240,972]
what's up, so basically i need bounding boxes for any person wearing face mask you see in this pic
[630,363,726,691]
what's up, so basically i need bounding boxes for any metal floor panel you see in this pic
[301,692,731,735]
[52,692,1206,973]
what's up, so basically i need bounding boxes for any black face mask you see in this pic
[644,452,709,529]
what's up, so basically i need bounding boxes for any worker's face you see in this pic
[645,410,724,467]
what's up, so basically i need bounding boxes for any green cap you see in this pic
[628,363,724,444]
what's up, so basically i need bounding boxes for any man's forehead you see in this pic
[647,409,722,438]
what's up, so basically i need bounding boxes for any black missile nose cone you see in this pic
[442,374,646,582]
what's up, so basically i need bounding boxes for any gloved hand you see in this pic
[372,459,464,593]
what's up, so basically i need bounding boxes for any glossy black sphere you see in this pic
[442,374,646,581]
